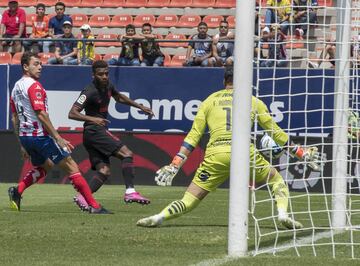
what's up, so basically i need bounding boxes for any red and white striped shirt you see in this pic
[10,76,49,137]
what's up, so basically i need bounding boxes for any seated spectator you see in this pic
[293,0,318,39]
[48,21,77,65]
[263,0,291,35]
[260,25,288,67]
[0,0,26,53]
[351,35,360,68]
[48,2,72,37]
[209,20,234,67]
[308,39,336,68]
[108,24,141,66]
[184,22,213,67]
[140,23,164,67]
[23,3,51,53]
[77,24,95,65]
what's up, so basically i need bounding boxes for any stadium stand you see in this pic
[0,52,12,64]
[61,0,82,7]
[96,33,121,47]
[38,52,55,64]
[18,0,37,7]
[226,15,235,28]
[154,14,178,28]
[133,14,156,27]
[80,0,104,7]
[146,0,171,8]
[102,53,119,61]
[168,0,192,7]
[41,0,57,6]
[103,0,126,7]
[11,53,23,64]
[26,13,37,27]
[163,53,171,66]
[170,53,186,66]
[177,15,202,28]
[160,33,187,47]
[110,14,133,27]
[202,15,224,28]
[214,0,235,8]
[89,14,111,28]
[70,13,89,27]
[192,0,216,8]
[125,0,148,8]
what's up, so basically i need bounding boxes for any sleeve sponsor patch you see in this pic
[77,94,87,105]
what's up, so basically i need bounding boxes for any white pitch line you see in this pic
[192,226,360,266]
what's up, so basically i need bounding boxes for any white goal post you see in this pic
[229,0,360,258]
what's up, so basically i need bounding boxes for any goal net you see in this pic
[250,0,360,258]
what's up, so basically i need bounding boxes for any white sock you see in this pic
[278,208,288,220]
[126,188,136,194]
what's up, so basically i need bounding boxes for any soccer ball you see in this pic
[259,133,284,159]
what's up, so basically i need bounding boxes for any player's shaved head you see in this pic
[92,60,108,74]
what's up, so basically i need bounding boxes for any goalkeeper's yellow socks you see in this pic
[268,171,289,215]
[160,191,201,221]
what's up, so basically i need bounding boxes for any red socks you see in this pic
[69,172,100,209]
[18,167,46,195]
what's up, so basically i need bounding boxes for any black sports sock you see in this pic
[89,172,108,193]
[122,157,135,189]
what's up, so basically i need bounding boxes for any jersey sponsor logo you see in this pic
[35,91,42,99]
[198,170,210,182]
[77,95,86,104]
[34,100,44,105]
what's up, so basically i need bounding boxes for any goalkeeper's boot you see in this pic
[136,214,163,227]
[73,193,89,212]
[88,206,113,214]
[124,192,150,205]
[8,186,21,211]
[279,217,303,230]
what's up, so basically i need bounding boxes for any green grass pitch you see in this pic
[0,183,359,266]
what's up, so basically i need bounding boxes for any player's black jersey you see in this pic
[74,81,118,127]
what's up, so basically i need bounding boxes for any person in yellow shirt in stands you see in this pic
[77,24,95,65]
[263,0,292,35]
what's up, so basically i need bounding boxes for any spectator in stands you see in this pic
[23,3,51,53]
[48,2,72,37]
[184,22,213,67]
[48,21,77,65]
[140,23,164,67]
[263,0,291,35]
[260,24,288,67]
[0,0,26,53]
[293,0,318,39]
[108,24,141,66]
[209,21,234,67]
[351,35,360,68]
[77,24,95,65]
[308,39,336,68]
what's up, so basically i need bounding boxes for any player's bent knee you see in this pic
[59,156,80,175]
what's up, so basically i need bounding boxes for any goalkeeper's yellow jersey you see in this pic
[184,89,289,156]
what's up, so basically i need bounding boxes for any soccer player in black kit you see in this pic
[68,60,154,210]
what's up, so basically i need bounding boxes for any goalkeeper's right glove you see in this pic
[290,145,323,171]
[155,152,187,186]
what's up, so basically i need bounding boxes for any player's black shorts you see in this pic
[83,124,124,170]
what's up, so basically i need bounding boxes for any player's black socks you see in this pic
[89,172,108,193]
[122,157,135,189]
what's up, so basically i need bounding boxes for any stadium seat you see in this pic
[226,16,235,28]
[18,0,37,7]
[163,53,171,67]
[38,53,55,65]
[0,0,7,7]
[94,54,102,60]
[80,0,103,7]
[11,53,23,64]
[214,0,235,8]
[191,0,215,8]
[103,0,126,7]
[168,0,192,7]
[170,53,186,66]
[89,14,111,28]
[40,0,57,6]
[125,0,148,8]
[154,14,178,28]
[61,0,82,7]
[70,14,89,27]
[26,14,37,27]
[133,14,156,27]
[96,34,121,47]
[285,36,305,49]
[146,0,170,7]
[317,0,333,7]
[177,15,201,28]
[160,33,187,47]
[103,53,119,61]
[202,15,224,28]
[110,14,133,27]
[0,52,12,64]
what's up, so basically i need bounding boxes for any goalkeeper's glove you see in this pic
[290,145,323,171]
[155,152,187,186]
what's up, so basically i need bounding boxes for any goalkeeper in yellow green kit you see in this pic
[137,67,321,229]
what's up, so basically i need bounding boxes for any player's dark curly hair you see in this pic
[21,51,40,69]
[92,60,108,73]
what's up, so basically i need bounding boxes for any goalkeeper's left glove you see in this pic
[155,152,187,186]
[290,145,323,171]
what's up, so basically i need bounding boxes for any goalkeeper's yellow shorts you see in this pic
[192,144,272,192]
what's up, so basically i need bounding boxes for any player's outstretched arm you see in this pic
[113,93,154,117]
[155,145,192,186]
